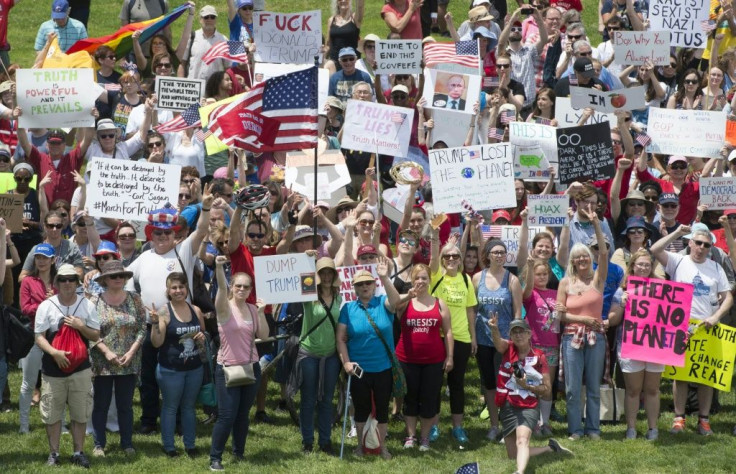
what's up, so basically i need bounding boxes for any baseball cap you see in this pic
[668,155,687,165]
[658,193,679,205]
[34,243,56,258]
[724,209,736,216]
[0,81,12,94]
[47,130,66,143]
[96,119,117,132]
[200,5,217,17]
[338,47,357,59]
[573,57,595,79]
[391,84,409,95]
[357,244,378,257]
[56,264,78,278]
[682,222,716,244]
[352,270,375,285]
[325,96,345,110]
[509,319,530,332]
[51,0,69,19]
[728,150,736,162]
[236,0,253,7]
[293,225,314,242]
[492,209,511,223]
[93,240,121,259]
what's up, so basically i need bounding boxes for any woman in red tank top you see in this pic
[395,263,453,451]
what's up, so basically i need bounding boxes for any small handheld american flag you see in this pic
[155,102,201,134]
[488,127,505,140]
[202,40,249,65]
[500,109,516,124]
[480,225,503,240]
[634,132,651,147]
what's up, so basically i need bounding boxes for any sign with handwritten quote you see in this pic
[16,68,98,128]
[253,10,322,64]
[155,77,205,112]
[556,122,615,185]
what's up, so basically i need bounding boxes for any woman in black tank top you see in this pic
[325,0,365,73]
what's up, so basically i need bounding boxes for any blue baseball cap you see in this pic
[93,240,121,259]
[34,243,56,258]
[338,47,357,59]
[51,0,69,19]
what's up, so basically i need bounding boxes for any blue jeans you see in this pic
[210,363,261,462]
[156,364,203,452]
[92,374,136,449]
[299,354,340,447]
[562,333,606,436]
[139,328,160,427]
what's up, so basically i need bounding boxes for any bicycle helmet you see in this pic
[235,184,270,210]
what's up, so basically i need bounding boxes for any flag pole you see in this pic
[313,57,320,242]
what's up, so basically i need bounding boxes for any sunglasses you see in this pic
[14,176,32,183]
[684,79,699,85]
[57,276,78,284]
[627,228,646,234]
[47,138,64,144]
[179,193,191,199]
[396,75,410,80]
[155,63,172,69]
[391,93,407,100]
[340,57,356,63]
[354,281,374,287]
[74,220,87,227]
[202,15,216,19]
[152,229,173,236]
[96,254,115,261]
[667,63,677,68]
[608,26,620,31]
[399,237,416,247]
[107,274,126,280]
[670,163,688,170]
[442,254,461,261]
[247,232,265,239]
[568,34,582,40]
[510,26,522,32]
[728,215,736,220]
[45,223,63,229]
[240,5,253,10]
[358,254,377,261]
[148,141,164,148]
[497,63,511,69]
[118,233,136,240]
[661,203,678,209]
[692,240,712,248]
[336,206,351,213]
[233,283,251,289]
[99,133,115,139]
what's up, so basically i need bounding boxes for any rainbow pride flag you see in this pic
[66,4,189,57]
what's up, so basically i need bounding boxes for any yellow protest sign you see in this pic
[664,323,736,391]
[42,37,96,70]
[199,94,244,155]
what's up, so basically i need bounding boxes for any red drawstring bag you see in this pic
[51,325,88,373]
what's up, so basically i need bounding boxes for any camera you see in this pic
[520,6,534,14]
[512,361,525,379]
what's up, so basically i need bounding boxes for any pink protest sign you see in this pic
[620,276,693,367]
[335,264,386,308]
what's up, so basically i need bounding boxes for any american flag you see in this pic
[635,132,651,147]
[569,75,578,85]
[202,40,249,65]
[209,67,318,152]
[424,40,480,69]
[481,225,503,240]
[483,76,500,88]
[535,116,552,125]
[155,102,201,134]
[500,109,516,124]
[195,127,212,142]
[455,462,480,474]
[468,149,480,160]
[391,112,407,124]
[701,19,717,33]
[104,83,122,92]
[488,127,505,140]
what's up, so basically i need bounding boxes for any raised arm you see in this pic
[399,182,421,231]
[557,207,574,269]
[228,206,244,255]
[189,183,214,255]
[174,3,196,61]
[429,225,441,275]
[377,257,405,313]
[488,312,509,354]
[651,224,689,267]
[383,0,423,34]
[533,8,548,55]
[589,210,608,290]
[214,256,231,323]
[354,0,365,29]
[131,30,148,72]
[336,211,357,267]
[609,157,632,222]
[517,208,530,266]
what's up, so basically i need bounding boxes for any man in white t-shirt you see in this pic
[651,223,733,437]
[35,264,100,468]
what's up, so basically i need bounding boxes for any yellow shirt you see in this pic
[431,270,478,343]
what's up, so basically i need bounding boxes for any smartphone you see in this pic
[521,6,534,14]
[353,365,364,379]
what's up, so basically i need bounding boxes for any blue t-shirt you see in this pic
[594,261,624,320]
[339,294,394,373]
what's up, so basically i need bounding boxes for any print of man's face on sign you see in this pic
[432,72,468,110]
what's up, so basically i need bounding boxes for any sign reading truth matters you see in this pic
[16,68,98,128]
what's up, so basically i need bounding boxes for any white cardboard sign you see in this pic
[647,108,726,158]
[699,177,736,210]
[611,31,670,66]
[254,253,318,304]
[376,40,422,75]
[155,77,205,112]
[570,86,646,113]
[509,122,557,182]
[527,194,569,227]
[253,10,322,65]
[341,100,414,157]
[17,68,98,128]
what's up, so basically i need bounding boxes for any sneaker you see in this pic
[452,426,469,445]
[254,411,274,424]
[540,425,553,436]
[625,428,637,440]
[567,433,581,441]
[548,438,573,456]
[47,453,61,466]
[302,443,313,454]
[137,424,157,435]
[347,426,357,438]
[380,447,392,460]
[124,448,136,456]
[92,446,105,457]
[70,452,90,469]
[486,426,499,441]
[419,438,431,451]
[403,436,416,448]
[587,433,601,441]
[210,460,224,471]
[645,429,659,441]
[186,448,198,458]
[697,418,713,436]
[670,416,686,434]
[429,425,440,442]
[165,450,180,458]
[319,443,335,456]
[353,445,364,457]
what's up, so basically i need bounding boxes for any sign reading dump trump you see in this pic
[341,100,414,157]
[16,68,98,128]
[428,144,516,213]
[253,11,322,65]
[621,277,693,366]
[254,253,318,304]
[87,159,181,221]
[155,77,205,112]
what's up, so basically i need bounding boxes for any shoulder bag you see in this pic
[223,304,259,387]
[363,308,407,398]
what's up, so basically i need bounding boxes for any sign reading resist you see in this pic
[556,122,615,185]
[376,40,422,75]
[87,159,181,221]
[155,77,205,112]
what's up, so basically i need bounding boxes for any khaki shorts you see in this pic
[40,368,93,425]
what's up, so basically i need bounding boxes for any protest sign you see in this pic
[87,159,181,221]
[727,119,736,147]
[254,63,328,111]
[482,225,547,267]
[253,11,322,65]
[0,193,24,233]
[376,40,422,75]
[621,277,692,366]
[422,68,481,115]
[664,323,736,391]
[649,0,709,48]
[555,97,614,128]
[155,77,205,112]
[611,31,670,65]
[430,109,474,148]
[698,177,736,210]
[0,173,36,193]
[382,185,412,224]
[428,143,515,213]
[526,194,569,227]
[509,122,557,182]
[647,108,726,158]
[16,68,98,129]
[556,122,615,185]
[285,149,351,200]
[254,253,318,304]
[570,86,646,113]
[341,100,414,157]
[336,264,386,308]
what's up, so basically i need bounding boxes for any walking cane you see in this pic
[339,374,352,460]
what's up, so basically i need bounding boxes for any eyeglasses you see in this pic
[661,203,679,209]
[364,43,375,50]
[399,237,416,247]
[670,163,688,170]
[354,281,374,287]
[692,240,712,248]
[442,254,461,261]
[48,139,64,145]
[155,63,172,69]
[490,250,507,256]
[202,15,217,19]
[358,254,377,261]
[627,228,646,235]
[497,63,511,69]
[627,201,645,207]
[728,215,736,220]
[391,93,407,100]
[179,193,191,200]
[340,57,356,63]
[14,176,32,183]
[359,219,375,226]
[96,254,115,261]
[667,63,677,68]
[108,274,126,280]
[684,79,698,85]
[148,141,164,148]
[568,34,582,40]
[247,232,265,239]
[74,220,87,227]
[510,26,522,32]
[152,229,173,236]
[99,133,115,139]
[45,223,63,230]
[233,283,251,289]
[182,178,195,184]
[118,233,136,240]
[57,276,78,283]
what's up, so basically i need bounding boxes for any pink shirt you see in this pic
[523,288,560,347]
[217,301,259,366]
[381,3,422,40]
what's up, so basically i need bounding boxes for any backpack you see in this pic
[431,272,469,294]
[2,305,34,365]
